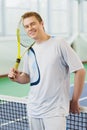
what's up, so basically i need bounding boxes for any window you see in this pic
[5,0,37,36]
[47,0,69,37]
[0,0,2,35]
[0,0,76,38]
[80,0,87,34]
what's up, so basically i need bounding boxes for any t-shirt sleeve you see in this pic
[59,39,84,73]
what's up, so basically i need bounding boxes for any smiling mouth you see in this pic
[29,29,36,34]
[29,30,36,36]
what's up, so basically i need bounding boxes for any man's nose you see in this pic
[28,25,32,30]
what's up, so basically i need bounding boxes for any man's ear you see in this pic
[41,21,44,26]
[41,21,45,30]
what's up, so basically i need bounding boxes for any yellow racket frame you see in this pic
[14,28,21,69]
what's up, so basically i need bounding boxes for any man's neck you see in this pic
[35,34,51,43]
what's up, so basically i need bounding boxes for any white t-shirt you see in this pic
[23,37,83,118]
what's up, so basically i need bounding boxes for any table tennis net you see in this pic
[0,95,87,130]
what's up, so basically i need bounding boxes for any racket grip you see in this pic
[14,58,21,69]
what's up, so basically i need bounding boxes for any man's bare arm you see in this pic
[70,68,86,113]
[8,68,30,84]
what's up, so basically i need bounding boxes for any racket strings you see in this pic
[20,23,35,47]
[14,19,35,70]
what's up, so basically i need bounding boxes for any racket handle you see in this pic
[14,58,21,69]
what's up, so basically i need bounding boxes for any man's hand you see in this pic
[8,68,20,81]
[69,100,80,114]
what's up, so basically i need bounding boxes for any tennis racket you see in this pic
[14,18,35,70]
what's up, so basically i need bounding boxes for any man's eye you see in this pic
[24,26,28,29]
[31,22,35,26]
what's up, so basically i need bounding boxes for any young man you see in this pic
[8,12,86,130]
